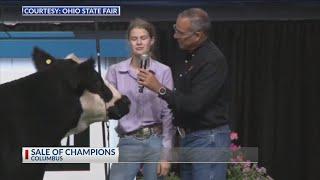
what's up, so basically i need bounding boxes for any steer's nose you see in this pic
[108,95,130,120]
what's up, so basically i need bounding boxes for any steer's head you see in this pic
[32,47,130,135]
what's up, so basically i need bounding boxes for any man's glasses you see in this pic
[173,24,195,38]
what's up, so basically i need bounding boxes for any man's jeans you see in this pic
[110,134,163,180]
[180,125,231,180]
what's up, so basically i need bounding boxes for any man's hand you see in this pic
[137,68,162,93]
[157,161,171,177]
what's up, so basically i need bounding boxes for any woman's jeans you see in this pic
[180,125,231,180]
[110,134,163,180]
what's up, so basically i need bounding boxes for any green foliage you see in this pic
[164,172,180,180]
[228,162,273,180]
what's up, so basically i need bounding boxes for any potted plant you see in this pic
[228,132,274,180]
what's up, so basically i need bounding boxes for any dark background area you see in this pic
[157,20,320,180]
[1,1,320,179]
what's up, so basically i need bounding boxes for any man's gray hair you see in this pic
[178,8,211,35]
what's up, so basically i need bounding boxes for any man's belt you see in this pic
[177,127,209,137]
[177,124,227,138]
[121,124,162,139]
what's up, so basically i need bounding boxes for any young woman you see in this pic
[105,18,175,180]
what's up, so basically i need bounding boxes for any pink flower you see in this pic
[252,163,258,169]
[230,143,240,152]
[235,155,244,161]
[242,160,251,168]
[257,167,267,174]
[230,132,239,140]
[267,175,274,180]
[242,166,251,173]
[227,132,274,180]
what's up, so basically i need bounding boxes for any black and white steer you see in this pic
[0,47,130,180]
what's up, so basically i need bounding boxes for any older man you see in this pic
[138,8,231,180]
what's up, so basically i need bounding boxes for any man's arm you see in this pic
[138,57,228,114]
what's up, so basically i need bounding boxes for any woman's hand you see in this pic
[137,69,162,93]
[157,161,171,176]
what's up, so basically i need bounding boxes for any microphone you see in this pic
[138,54,149,93]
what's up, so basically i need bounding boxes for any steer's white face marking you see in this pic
[63,54,123,136]
[65,90,107,137]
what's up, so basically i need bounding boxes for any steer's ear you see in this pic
[32,47,56,71]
